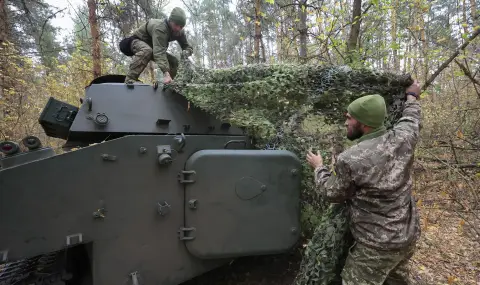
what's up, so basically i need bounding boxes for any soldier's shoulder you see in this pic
[337,144,363,165]
[337,138,383,166]
[150,19,167,30]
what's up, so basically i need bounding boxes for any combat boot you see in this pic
[124,76,143,89]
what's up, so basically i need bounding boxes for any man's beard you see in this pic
[347,123,363,141]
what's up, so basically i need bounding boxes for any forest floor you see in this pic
[181,165,480,285]
[408,164,480,285]
[409,206,480,285]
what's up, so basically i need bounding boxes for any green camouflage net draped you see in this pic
[166,58,413,285]
[293,203,354,285]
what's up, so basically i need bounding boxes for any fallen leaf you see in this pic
[456,130,464,139]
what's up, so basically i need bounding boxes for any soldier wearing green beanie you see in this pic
[307,80,423,285]
[119,7,193,85]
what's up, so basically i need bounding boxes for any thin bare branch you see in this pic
[422,28,480,91]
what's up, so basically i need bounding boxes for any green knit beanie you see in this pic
[169,7,187,27]
[347,94,387,128]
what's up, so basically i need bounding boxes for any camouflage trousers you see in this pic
[125,39,179,83]
[341,241,417,285]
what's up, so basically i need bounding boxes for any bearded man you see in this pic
[306,80,422,285]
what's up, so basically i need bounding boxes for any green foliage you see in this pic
[0,41,115,147]
[5,0,62,69]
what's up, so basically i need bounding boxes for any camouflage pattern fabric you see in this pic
[292,203,353,285]
[313,99,422,251]
[125,39,180,83]
[341,241,417,285]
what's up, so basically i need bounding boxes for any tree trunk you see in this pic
[405,33,412,74]
[470,0,478,28]
[261,38,266,63]
[298,0,307,63]
[281,16,287,60]
[87,0,102,79]
[0,0,7,45]
[0,0,8,110]
[391,0,399,70]
[419,2,428,83]
[463,0,470,35]
[346,0,362,62]
[276,18,282,61]
[469,0,478,54]
[254,0,261,63]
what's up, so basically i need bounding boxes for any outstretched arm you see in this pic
[393,80,422,146]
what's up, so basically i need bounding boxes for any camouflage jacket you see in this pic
[314,99,422,250]
[132,18,193,73]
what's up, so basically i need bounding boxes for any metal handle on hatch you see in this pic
[224,140,247,149]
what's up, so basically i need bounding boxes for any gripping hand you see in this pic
[405,80,421,100]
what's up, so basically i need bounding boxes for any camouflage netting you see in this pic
[166,58,413,285]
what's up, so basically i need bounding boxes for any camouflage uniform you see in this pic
[120,7,193,83]
[314,96,422,284]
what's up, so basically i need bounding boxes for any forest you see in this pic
[0,0,479,284]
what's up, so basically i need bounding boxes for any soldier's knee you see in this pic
[131,40,152,58]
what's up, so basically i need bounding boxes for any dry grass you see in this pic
[409,163,480,285]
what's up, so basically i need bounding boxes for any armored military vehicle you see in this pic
[0,75,302,285]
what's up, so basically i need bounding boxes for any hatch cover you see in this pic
[183,149,302,259]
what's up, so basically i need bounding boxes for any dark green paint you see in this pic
[184,149,301,259]
[0,75,302,285]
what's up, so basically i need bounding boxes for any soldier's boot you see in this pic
[125,76,143,89]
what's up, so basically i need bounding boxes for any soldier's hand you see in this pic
[405,80,421,100]
[306,150,323,169]
[163,72,172,84]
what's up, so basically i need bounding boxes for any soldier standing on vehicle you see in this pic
[119,7,193,85]
[306,80,423,285]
